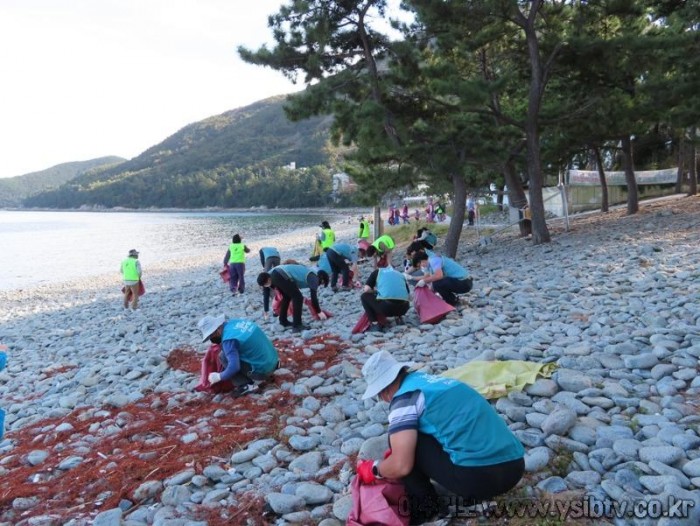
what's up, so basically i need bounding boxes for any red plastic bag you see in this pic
[219,267,230,283]
[351,312,388,334]
[122,280,146,301]
[347,475,409,526]
[304,297,333,320]
[413,286,454,324]
[194,344,234,393]
[352,313,371,334]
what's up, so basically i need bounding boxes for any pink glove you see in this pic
[356,460,376,485]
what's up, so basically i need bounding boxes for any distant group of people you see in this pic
[120,212,525,526]
[388,203,411,225]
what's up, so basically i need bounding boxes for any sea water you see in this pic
[1,210,335,291]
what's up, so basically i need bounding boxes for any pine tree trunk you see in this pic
[444,174,467,259]
[688,126,697,197]
[675,133,684,194]
[593,147,609,213]
[621,135,639,215]
[502,159,530,237]
[496,185,505,211]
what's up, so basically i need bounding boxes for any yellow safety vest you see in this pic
[229,243,246,263]
[320,228,335,249]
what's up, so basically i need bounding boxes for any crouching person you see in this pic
[356,351,525,525]
[197,314,279,397]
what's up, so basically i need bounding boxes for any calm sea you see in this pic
[1,210,337,291]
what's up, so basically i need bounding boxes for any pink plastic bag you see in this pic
[413,286,455,324]
[219,267,230,283]
[347,475,409,526]
[194,344,234,393]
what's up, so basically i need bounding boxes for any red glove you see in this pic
[384,448,392,459]
[357,460,376,485]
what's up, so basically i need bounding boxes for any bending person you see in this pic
[365,234,395,268]
[258,247,281,320]
[360,267,410,332]
[197,315,280,398]
[405,241,473,307]
[356,351,525,524]
[257,264,329,332]
[325,242,358,291]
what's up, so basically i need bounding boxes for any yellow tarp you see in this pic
[442,360,556,399]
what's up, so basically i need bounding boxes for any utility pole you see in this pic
[373,205,383,239]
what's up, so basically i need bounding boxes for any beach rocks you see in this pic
[1,199,700,525]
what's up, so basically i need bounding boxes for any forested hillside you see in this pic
[24,96,337,209]
[0,157,125,208]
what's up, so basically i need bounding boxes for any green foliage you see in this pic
[24,98,342,209]
[0,157,124,208]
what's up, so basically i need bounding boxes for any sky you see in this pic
[0,0,301,179]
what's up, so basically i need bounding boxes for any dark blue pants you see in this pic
[229,263,246,293]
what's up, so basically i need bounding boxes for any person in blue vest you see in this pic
[325,242,358,292]
[197,315,280,398]
[356,351,524,524]
[223,234,251,295]
[256,264,329,332]
[405,241,473,307]
[361,267,410,332]
[259,246,281,272]
[258,247,282,320]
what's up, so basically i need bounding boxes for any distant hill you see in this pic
[0,157,125,208]
[24,96,339,209]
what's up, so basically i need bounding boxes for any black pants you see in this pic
[432,277,473,306]
[326,249,350,287]
[400,433,524,523]
[271,272,303,326]
[360,292,409,323]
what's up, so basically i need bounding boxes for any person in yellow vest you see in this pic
[317,221,336,251]
[358,216,371,241]
[224,234,251,295]
[120,249,142,309]
[365,234,395,268]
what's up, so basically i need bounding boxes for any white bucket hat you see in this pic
[361,350,413,400]
[197,314,225,342]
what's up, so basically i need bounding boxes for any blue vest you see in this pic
[260,247,280,259]
[275,264,312,289]
[426,250,469,279]
[376,268,409,301]
[222,319,279,374]
[395,372,524,467]
[331,243,356,262]
[316,253,332,275]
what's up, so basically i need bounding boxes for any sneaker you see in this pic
[368,323,384,333]
[279,319,292,327]
[232,383,259,398]
[331,286,339,293]
[292,324,310,333]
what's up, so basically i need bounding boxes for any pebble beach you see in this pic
[1,196,699,526]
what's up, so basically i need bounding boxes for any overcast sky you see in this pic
[0,0,300,178]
